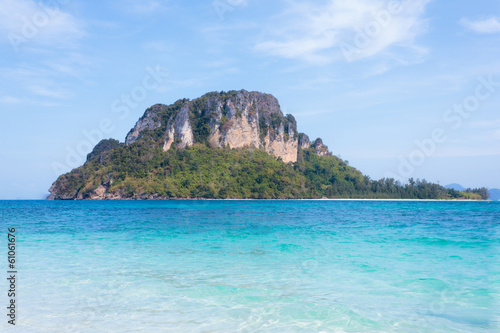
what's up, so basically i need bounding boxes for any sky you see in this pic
[0,0,499,199]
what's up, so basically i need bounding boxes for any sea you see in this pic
[0,200,498,332]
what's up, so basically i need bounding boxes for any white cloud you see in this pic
[492,129,500,141]
[142,41,172,53]
[433,147,500,158]
[0,61,82,102]
[204,58,235,68]
[350,146,500,159]
[122,0,167,15]
[289,77,335,90]
[254,0,431,63]
[29,85,72,99]
[367,63,390,76]
[0,96,20,104]
[154,76,207,93]
[292,109,332,117]
[460,17,500,34]
[468,119,500,129]
[133,1,162,13]
[0,0,84,51]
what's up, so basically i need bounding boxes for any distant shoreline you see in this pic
[43,197,489,202]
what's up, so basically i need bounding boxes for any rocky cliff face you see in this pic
[123,90,318,163]
[312,138,332,157]
[125,106,163,144]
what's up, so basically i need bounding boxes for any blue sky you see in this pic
[0,0,499,199]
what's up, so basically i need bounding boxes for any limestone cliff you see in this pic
[123,90,316,163]
[312,138,332,157]
[125,106,163,144]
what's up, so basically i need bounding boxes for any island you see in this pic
[48,90,489,200]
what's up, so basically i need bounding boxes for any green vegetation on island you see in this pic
[50,138,488,200]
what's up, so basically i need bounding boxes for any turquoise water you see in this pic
[0,200,498,332]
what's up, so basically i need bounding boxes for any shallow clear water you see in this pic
[0,200,498,332]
